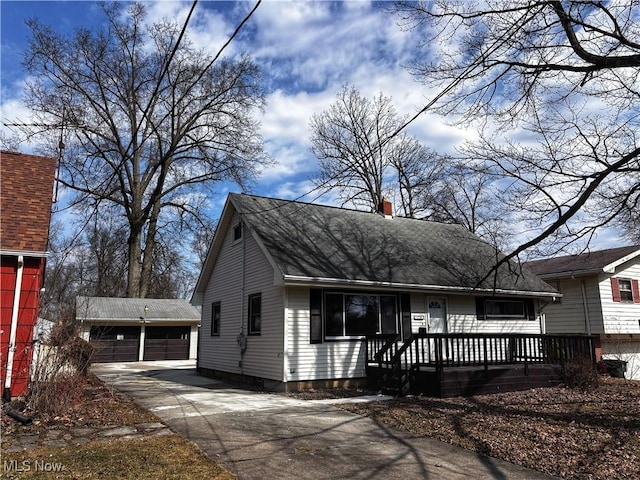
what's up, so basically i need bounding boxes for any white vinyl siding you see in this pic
[199,211,244,374]
[199,210,284,381]
[410,294,542,334]
[241,227,284,380]
[284,287,366,382]
[284,289,544,383]
[599,261,640,335]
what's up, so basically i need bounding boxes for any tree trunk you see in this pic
[139,199,162,299]
[126,226,143,298]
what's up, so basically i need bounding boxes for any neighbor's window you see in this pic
[325,293,397,338]
[211,302,221,336]
[618,279,633,302]
[248,293,261,335]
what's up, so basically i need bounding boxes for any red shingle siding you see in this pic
[0,151,56,253]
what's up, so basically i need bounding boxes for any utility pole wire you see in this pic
[261,7,523,215]
[209,0,262,68]
[127,0,199,157]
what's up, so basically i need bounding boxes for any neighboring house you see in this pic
[0,150,56,399]
[526,246,640,380]
[192,193,560,392]
[30,317,57,380]
[76,297,200,363]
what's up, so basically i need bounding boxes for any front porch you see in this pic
[365,333,597,397]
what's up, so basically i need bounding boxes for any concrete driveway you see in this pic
[93,361,557,480]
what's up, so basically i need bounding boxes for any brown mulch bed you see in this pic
[338,376,640,480]
[282,387,378,400]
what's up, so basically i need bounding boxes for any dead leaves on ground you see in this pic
[340,377,640,480]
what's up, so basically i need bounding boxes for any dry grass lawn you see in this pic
[2,435,235,480]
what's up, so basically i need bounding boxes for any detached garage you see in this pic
[77,297,200,363]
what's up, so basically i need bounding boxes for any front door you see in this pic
[427,298,447,333]
[427,298,448,361]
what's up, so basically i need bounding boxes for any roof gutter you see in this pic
[0,249,49,258]
[281,275,558,298]
[603,248,640,273]
[3,255,24,401]
[535,268,604,280]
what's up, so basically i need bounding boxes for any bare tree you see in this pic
[310,85,446,216]
[615,210,640,244]
[427,163,510,249]
[393,0,640,260]
[41,208,193,328]
[390,138,447,218]
[22,1,267,297]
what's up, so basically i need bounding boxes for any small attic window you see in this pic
[233,223,242,242]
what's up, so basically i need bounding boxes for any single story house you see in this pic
[526,245,640,380]
[76,297,200,362]
[1,150,56,399]
[192,193,569,393]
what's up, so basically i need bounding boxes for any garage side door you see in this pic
[144,326,190,361]
[89,326,140,363]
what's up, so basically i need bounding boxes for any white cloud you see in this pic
[0,78,40,152]
[248,1,470,194]
[2,0,626,253]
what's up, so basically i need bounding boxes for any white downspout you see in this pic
[4,255,25,399]
[581,280,592,335]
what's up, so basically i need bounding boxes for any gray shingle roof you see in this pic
[76,297,200,322]
[525,245,640,277]
[229,194,555,296]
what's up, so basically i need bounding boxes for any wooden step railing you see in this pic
[366,333,597,395]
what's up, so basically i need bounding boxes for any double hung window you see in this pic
[211,302,221,336]
[248,293,261,334]
[611,277,640,303]
[618,279,633,302]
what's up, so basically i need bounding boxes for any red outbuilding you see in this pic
[1,150,56,399]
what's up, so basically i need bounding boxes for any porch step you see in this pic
[380,387,400,396]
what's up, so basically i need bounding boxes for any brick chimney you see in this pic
[378,198,393,218]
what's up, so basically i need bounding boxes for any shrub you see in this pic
[60,336,94,375]
[28,332,94,418]
[563,356,600,390]
[28,372,88,417]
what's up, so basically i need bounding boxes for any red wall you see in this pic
[0,255,45,397]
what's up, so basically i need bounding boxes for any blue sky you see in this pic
[1,1,465,210]
[0,1,627,252]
